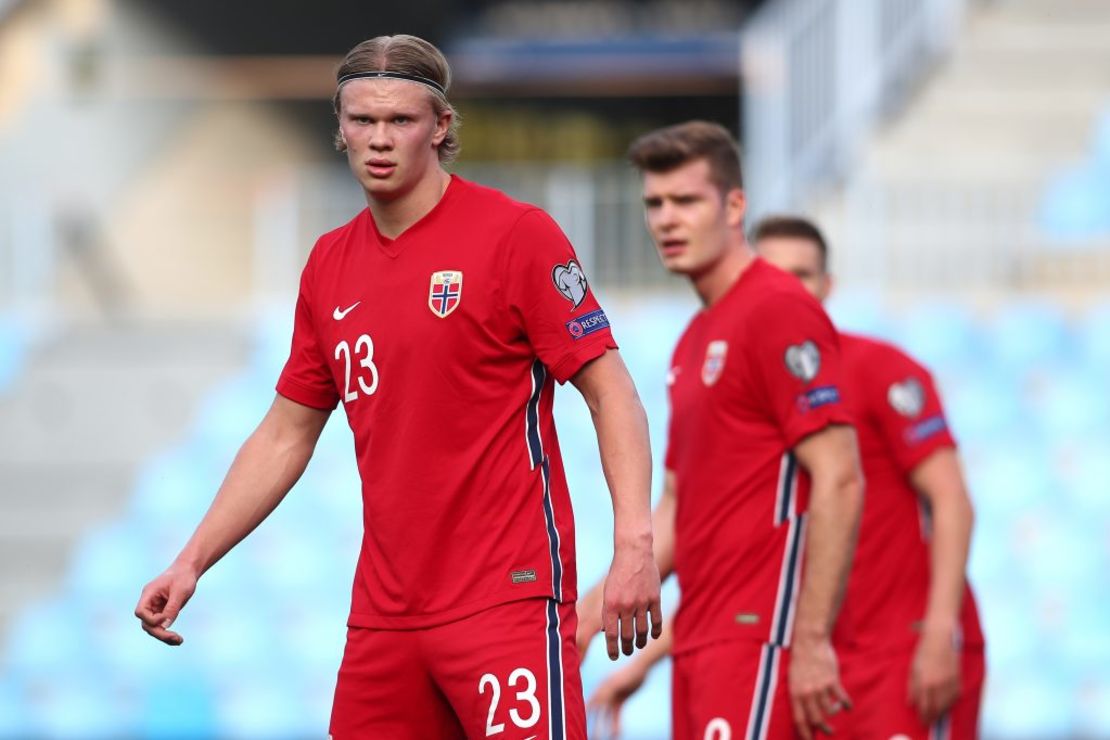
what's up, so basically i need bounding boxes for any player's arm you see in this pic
[570,349,663,660]
[134,394,330,645]
[789,423,864,740]
[588,617,674,737]
[907,447,974,723]
[577,469,677,658]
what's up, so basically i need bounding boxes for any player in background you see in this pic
[587,216,985,740]
[755,216,985,739]
[134,34,662,739]
[577,122,864,740]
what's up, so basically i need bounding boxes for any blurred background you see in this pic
[1,0,1109,737]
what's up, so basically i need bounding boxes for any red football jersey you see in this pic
[665,258,852,655]
[834,334,984,651]
[277,175,617,628]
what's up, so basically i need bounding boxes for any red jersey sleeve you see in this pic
[503,209,618,383]
[276,255,340,411]
[749,292,852,448]
[867,350,956,473]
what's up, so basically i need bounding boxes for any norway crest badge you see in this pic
[702,340,728,386]
[428,270,463,318]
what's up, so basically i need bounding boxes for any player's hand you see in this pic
[587,662,648,739]
[134,565,198,646]
[575,582,605,660]
[602,543,662,660]
[909,624,961,725]
[788,635,851,739]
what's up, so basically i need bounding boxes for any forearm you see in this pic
[588,381,653,548]
[792,429,863,641]
[793,484,860,640]
[175,412,319,577]
[914,452,974,634]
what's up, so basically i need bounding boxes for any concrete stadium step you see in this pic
[0,324,247,643]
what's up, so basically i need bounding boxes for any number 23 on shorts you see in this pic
[479,668,542,736]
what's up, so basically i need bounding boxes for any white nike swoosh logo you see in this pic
[333,301,361,320]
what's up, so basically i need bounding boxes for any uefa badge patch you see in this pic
[552,259,588,309]
[702,340,728,386]
[428,270,463,318]
[888,377,925,417]
[784,340,821,383]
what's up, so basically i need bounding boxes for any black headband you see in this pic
[336,71,447,96]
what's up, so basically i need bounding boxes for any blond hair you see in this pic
[332,34,461,163]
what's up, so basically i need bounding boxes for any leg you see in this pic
[428,598,587,739]
[329,625,464,740]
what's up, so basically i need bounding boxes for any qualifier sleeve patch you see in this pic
[565,308,610,340]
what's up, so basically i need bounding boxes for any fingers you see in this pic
[603,609,620,661]
[649,600,663,640]
[140,620,183,646]
[791,695,814,740]
[634,608,649,650]
[620,610,634,656]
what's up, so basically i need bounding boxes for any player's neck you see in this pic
[367,168,451,240]
[692,242,756,307]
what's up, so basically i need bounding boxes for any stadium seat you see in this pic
[0,677,31,737]
[826,291,896,340]
[2,599,94,683]
[989,301,1073,372]
[1029,368,1109,440]
[23,670,135,738]
[897,301,980,371]
[1077,302,1110,371]
[982,669,1078,738]
[137,673,219,739]
[214,669,318,739]
[1039,164,1110,240]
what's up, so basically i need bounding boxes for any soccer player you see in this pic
[134,34,662,739]
[755,216,985,739]
[586,216,985,740]
[577,122,864,740]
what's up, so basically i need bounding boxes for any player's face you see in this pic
[756,235,832,302]
[641,158,744,277]
[337,79,451,202]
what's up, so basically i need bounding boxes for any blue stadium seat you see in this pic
[0,677,31,737]
[981,668,1078,738]
[1039,164,1110,240]
[826,291,896,341]
[128,448,219,532]
[137,672,219,739]
[23,671,136,738]
[1030,368,1109,440]
[2,599,94,683]
[1078,680,1110,738]
[967,444,1053,522]
[214,669,318,738]
[897,301,980,371]
[989,301,1073,372]
[1077,302,1110,371]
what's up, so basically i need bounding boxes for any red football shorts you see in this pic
[672,641,795,740]
[329,598,586,739]
[826,644,986,740]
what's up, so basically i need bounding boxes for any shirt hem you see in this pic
[549,338,618,384]
[275,377,339,411]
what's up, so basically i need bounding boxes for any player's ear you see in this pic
[725,188,746,228]
[432,107,452,147]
